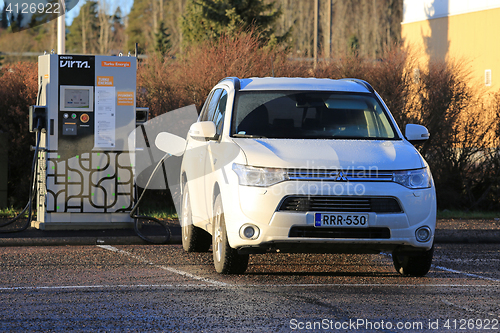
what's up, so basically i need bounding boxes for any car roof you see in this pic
[234,77,373,93]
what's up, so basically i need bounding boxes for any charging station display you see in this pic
[61,86,93,111]
[34,54,138,229]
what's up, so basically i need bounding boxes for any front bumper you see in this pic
[221,181,437,253]
[236,210,435,254]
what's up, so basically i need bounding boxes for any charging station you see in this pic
[32,54,141,230]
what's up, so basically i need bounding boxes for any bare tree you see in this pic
[98,0,111,54]
[81,7,87,53]
[266,0,402,59]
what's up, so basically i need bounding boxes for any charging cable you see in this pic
[2,115,172,243]
[0,120,42,233]
[129,153,171,244]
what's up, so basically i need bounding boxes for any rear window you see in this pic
[231,91,399,140]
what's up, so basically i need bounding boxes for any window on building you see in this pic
[485,70,492,86]
[413,68,420,84]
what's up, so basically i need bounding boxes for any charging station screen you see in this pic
[60,86,94,112]
[64,89,90,109]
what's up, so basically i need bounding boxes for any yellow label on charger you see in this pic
[97,76,114,86]
[117,92,134,106]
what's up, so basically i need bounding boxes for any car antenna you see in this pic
[271,55,274,77]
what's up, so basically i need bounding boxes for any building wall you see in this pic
[402,0,500,91]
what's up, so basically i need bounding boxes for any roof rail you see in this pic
[339,78,374,93]
[218,77,241,90]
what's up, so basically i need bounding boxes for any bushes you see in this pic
[0,62,37,207]
[313,52,500,211]
[137,38,500,211]
[137,32,306,116]
[1,33,499,211]
[408,60,500,210]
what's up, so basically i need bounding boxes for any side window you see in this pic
[199,90,215,122]
[204,89,223,123]
[213,90,228,136]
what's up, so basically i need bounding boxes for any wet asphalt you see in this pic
[0,242,499,332]
[0,218,499,332]
[1,218,500,246]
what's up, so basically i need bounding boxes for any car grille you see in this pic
[287,169,394,181]
[289,226,391,239]
[278,196,402,213]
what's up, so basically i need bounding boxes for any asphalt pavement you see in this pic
[0,218,499,246]
[0,218,181,246]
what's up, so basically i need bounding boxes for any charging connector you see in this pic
[29,106,47,132]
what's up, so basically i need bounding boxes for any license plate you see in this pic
[314,213,369,227]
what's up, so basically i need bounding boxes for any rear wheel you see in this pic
[212,194,249,274]
[181,183,211,252]
[393,245,434,277]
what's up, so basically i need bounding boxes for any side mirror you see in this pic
[405,124,430,145]
[188,121,217,140]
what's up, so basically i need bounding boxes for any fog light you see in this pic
[415,226,431,242]
[243,226,255,238]
[239,224,260,240]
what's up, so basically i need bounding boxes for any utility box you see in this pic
[34,54,137,229]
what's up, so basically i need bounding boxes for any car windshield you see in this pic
[231,91,398,139]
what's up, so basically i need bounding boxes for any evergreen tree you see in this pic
[15,12,23,30]
[109,6,125,53]
[180,0,287,47]
[348,34,359,56]
[154,20,171,57]
[125,0,153,54]
[8,13,15,31]
[112,6,123,27]
[1,4,9,29]
[66,0,99,54]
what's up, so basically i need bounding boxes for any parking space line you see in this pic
[97,245,231,287]
[0,284,217,291]
[437,258,500,263]
[382,252,500,283]
[97,246,499,287]
[441,299,500,318]
[1,283,498,292]
[250,283,499,288]
[433,265,500,282]
[243,283,500,288]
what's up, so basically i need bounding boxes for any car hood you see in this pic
[231,138,424,170]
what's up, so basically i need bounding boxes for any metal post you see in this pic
[57,0,66,54]
[326,0,331,60]
[314,0,319,69]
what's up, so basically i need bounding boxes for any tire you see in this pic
[212,194,249,274]
[180,183,211,252]
[392,245,434,277]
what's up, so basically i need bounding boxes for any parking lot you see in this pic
[0,231,499,332]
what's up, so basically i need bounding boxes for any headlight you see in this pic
[393,167,432,189]
[232,164,288,187]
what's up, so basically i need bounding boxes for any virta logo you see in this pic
[59,60,91,69]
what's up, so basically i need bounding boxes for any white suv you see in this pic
[179,77,436,276]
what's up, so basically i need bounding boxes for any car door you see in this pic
[204,89,228,222]
[185,88,223,227]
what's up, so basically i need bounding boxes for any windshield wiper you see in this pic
[232,134,267,138]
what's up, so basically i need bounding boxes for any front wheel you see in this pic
[212,194,249,274]
[181,183,211,252]
[393,245,434,277]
